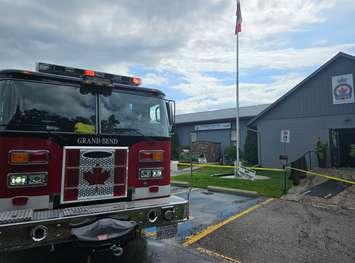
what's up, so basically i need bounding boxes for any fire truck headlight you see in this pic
[28,173,48,185]
[139,168,163,179]
[8,174,27,186]
[7,173,48,187]
[151,169,163,178]
[139,169,152,179]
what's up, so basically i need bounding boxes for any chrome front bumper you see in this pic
[0,195,188,251]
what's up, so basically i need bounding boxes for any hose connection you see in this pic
[110,244,123,257]
[31,225,48,242]
[147,209,158,223]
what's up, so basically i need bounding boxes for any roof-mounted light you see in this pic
[36,62,142,86]
[84,69,95,77]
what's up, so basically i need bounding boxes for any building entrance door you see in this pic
[330,128,355,167]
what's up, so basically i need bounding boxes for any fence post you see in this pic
[279,155,288,195]
[282,167,287,194]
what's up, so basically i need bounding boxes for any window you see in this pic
[190,132,197,143]
[149,104,161,123]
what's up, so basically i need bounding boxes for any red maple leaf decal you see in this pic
[83,164,111,185]
[338,86,349,95]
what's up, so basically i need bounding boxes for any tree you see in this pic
[171,131,180,160]
[244,130,258,165]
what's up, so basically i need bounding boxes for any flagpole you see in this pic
[234,31,240,177]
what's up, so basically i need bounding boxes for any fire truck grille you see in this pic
[61,146,128,204]
[78,152,115,199]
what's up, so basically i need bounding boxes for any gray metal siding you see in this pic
[176,124,194,147]
[262,57,355,121]
[258,114,355,168]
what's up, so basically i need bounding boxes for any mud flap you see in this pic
[71,218,137,248]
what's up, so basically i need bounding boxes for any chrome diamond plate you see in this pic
[0,209,33,224]
[62,203,125,217]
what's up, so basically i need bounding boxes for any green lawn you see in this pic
[173,166,292,198]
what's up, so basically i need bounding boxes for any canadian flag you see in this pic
[235,0,242,34]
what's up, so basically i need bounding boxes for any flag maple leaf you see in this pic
[84,164,111,185]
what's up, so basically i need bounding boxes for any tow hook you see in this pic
[110,244,123,257]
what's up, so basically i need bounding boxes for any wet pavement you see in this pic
[1,187,261,263]
[173,187,263,240]
[1,238,217,263]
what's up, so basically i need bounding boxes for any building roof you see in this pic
[176,104,270,124]
[248,52,355,127]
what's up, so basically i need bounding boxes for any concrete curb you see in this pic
[171,181,190,187]
[207,186,259,197]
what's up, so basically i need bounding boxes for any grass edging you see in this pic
[207,186,259,197]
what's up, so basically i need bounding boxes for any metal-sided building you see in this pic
[249,52,355,168]
[175,104,269,160]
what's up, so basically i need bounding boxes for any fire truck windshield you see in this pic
[0,79,170,137]
[0,80,96,133]
[100,89,170,137]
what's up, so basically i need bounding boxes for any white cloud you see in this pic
[175,73,304,114]
[0,0,354,114]
[158,0,355,112]
[140,73,168,86]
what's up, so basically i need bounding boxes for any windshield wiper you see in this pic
[104,128,145,137]
[0,124,68,141]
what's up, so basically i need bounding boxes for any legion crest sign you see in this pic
[332,74,354,104]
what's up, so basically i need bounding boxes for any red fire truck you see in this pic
[0,63,188,254]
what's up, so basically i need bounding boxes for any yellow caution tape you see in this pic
[74,122,95,134]
[178,162,284,172]
[286,167,355,185]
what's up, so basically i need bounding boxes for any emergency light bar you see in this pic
[36,62,142,86]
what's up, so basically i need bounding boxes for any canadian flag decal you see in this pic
[84,164,111,185]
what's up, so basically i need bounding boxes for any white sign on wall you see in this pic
[280,129,290,143]
[195,122,231,131]
[332,74,354,104]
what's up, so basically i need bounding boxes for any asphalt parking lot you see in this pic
[1,187,262,263]
[3,186,354,263]
[195,199,355,263]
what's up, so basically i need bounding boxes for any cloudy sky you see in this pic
[1,0,355,113]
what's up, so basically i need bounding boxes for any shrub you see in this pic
[315,138,328,168]
[171,131,180,160]
[224,145,243,165]
[244,130,258,165]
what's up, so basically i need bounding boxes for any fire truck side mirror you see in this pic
[166,100,175,132]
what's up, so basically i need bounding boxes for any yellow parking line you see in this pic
[197,247,241,263]
[183,198,274,247]
[143,232,157,238]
